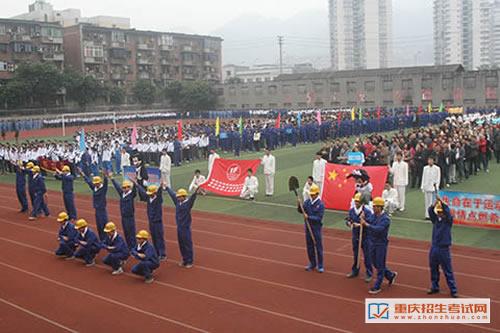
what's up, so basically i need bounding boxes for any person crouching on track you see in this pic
[55,212,78,259]
[135,181,167,261]
[74,219,101,267]
[29,166,50,221]
[101,222,129,275]
[111,177,137,250]
[427,197,458,298]
[299,184,325,273]
[360,197,397,294]
[55,165,77,221]
[79,169,108,241]
[345,193,373,282]
[240,168,258,200]
[166,187,199,268]
[131,230,160,284]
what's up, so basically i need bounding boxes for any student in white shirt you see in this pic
[421,156,441,219]
[312,153,327,190]
[159,149,172,188]
[208,149,220,175]
[240,168,259,200]
[390,151,409,211]
[189,169,207,195]
[261,148,276,196]
[382,182,399,215]
[120,148,130,171]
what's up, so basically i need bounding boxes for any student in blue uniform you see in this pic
[29,166,50,220]
[345,193,373,282]
[80,169,108,241]
[135,182,167,260]
[14,161,28,213]
[360,197,398,294]
[110,177,137,249]
[55,165,77,220]
[298,184,325,273]
[54,212,78,259]
[25,161,36,209]
[74,219,101,266]
[165,187,199,268]
[131,230,160,284]
[427,198,458,298]
[101,222,130,275]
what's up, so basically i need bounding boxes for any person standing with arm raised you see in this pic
[79,168,108,240]
[110,175,137,250]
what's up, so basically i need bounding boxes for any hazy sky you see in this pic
[4,0,430,36]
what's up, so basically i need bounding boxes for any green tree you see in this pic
[164,80,183,106]
[14,62,64,106]
[64,70,101,108]
[133,80,156,106]
[108,85,125,106]
[0,80,29,108]
[164,80,217,111]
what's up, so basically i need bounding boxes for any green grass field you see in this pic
[1,141,499,250]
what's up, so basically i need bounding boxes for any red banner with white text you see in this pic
[199,158,261,196]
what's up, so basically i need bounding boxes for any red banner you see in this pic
[321,163,389,211]
[38,158,69,173]
[199,158,261,196]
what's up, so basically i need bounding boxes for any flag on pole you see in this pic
[439,102,444,113]
[238,116,243,134]
[376,106,381,120]
[215,117,220,136]
[177,120,183,140]
[418,104,423,114]
[316,110,322,125]
[275,112,281,129]
[351,106,356,121]
[297,112,302,128]
[337,111,342,127]
[358,107,363,120]
[131,124,137,146]
[79,128,86,152]
[428,102,432,113]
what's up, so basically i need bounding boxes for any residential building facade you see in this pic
[328,0,392,70]
[222,63,316,83]
[218,65,499,110]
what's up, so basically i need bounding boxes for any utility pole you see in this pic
[278,36,284,74]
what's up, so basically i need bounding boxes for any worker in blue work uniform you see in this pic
[360,197,398,294]
[14,161,28,213]
[134,181,167,261]
[345,193,373,282]
[110,177,137,249]
[297,184,325,273]
[131,230,160,284]
[29,166,50,221]
[55,165,77,220]
[24,161,36,208]
[54,212,78,259]
[427,197,458,298]
[73,219,101,266]
[166,186,199,268]
[79,169,108,241]
[101,222,130,275]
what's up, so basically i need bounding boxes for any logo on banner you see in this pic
[367,303,390,320]
[226,163,241,181]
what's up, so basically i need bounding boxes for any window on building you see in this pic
[486,76,498,88]
[364,80,375,92]
[0,24,6,35]
[160,34,174,46]
[347,81,357,93]
[297,84,307,94]
[382,80,393,91]
[204,38,219,50]
[268,85,277,95]
[269,103,278,108]
[486,99,498,104]
[0,44,7,53]
[255,85,263,95]
[442,77,453,90]
[228,86,236,96]
[0,61,7,71]
[255,103,263,108]
[241,104,250,108]
[84,45,104,58]
[402,79,413,90]
[13,43,32,53]
[421,78,433,89]
[241,86,249,95]
[111,31,126,43]
[464,77,476,89]
[313,82,324,93]
[330,82,340,92]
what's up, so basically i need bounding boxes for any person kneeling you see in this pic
[240,168,258,200]
[101,222,129,275]
[74,219,101,267]
[55,212,78,259]
[131,230,160,284]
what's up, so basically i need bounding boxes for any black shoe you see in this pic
[388,272,398,286]
[424,217,431,221]
[346,272,358,278]
[451,292,458,298]
[427,289,440,295]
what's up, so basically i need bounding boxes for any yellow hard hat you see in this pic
[32,166,40,173]
[92,176,102,184]
[435,201,444,213]
[373,197,385,207]
[103,222,116,233]
[146,185,158,196]
[56,211,69,222]
[176,188,188,197]
[26,162,34,169]
[62,165,71,172]
[353,193,362,202]
[136,230,149,239]
[122,180,132,188]
[75,219,88,229]
[309,184,320,196]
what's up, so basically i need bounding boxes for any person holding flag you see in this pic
[55,165,77,220]
[208,149,220,175]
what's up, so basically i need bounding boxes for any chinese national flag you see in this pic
[177,120,183,140]
[321,163,389,211]
[275,112,281,129]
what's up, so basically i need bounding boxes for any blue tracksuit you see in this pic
[26,169,35,207]
[15,166,28,212]
[137,185,166,258]
[112,179,137,249]
[102,232,130,270]
[366,212,396,290]
[30,174,49,217]
[347,206,373,277]
[55,221,78,257]
[131,241,160,279]
[74,228,101,264]
[428,203,458,294]
[83,176,108,241]
[166,188,197,265]
[301,198,325,269]
[55,173,77,220]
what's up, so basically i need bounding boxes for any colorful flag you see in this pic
[351,106,356,121]
[337,111,342,127]
[428,102,432,113]
[238,116,243,135]
[321,163,389,211]
[79,128,86,152]
[297,112,302,128]
[358,107,363,120]
[418,104,423,114]
[316,110,322,125]
[177,120,183,140]
[439,102,444,113]
[215,117,220,136]
[131,124,137,146]
[275,112,281,129]
[376,106,381,120]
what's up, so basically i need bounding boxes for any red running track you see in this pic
[0,183,498,333]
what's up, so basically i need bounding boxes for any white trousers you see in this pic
[240,186,257,199]
[395,185,406,210]
[385,200,399,214]
[161,171,171,188]
[424,191,437,218]
[264,173,274,195]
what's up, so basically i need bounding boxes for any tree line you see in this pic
[0,62,218,111]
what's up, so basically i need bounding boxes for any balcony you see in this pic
[137,43,154,50]
[84,56,103,64]
[160,58,170,65]
[138,72,150,79]
[111,73,125,80]
[161,73,171,80]
[160,44,172,51]
[43,53,65,61]
[111,41,126,49]
[137,58,153,65]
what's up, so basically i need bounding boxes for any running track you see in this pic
[0,183,498,333]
